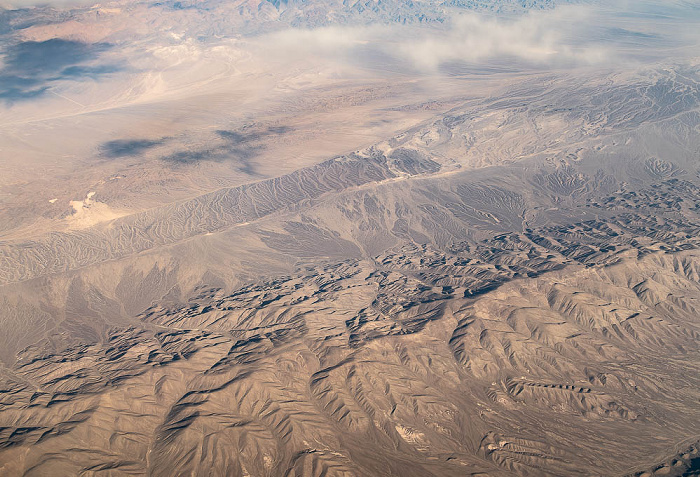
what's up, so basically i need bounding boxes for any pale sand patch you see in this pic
[67,191,129,229]
[395,424,425,444]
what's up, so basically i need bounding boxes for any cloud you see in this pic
[253,7,611,74]
[252,1,700,75]
[398,7,610,69]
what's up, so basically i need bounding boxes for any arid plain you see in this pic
[1,0,700,476]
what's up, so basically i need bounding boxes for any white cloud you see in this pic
[251,1,700,75]
[253,6,615,76]
[398,7,612,69]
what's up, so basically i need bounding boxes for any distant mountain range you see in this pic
[0,0,585,35]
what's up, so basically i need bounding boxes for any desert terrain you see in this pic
[0,0,700,476]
